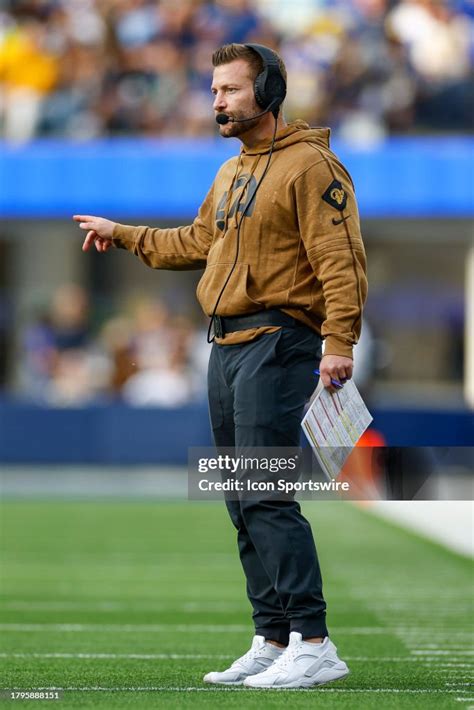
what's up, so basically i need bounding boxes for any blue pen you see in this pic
[314,369,344,389]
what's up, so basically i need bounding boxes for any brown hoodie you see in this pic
[112,120,367,358]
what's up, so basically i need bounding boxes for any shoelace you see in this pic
[232,644,265,669]
[271,643,301,669]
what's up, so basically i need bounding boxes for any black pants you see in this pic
[207,325,328,644]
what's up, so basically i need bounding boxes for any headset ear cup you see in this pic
[254,71,268,108]
[267,74,286,104]
[246,43,287,111]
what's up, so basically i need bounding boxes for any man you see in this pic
[74,43,367,689]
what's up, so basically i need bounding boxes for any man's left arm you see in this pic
[294,158,368,389]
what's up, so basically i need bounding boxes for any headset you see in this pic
[247,43,287,118]
[208,45,287,343]
[215,44,287,125]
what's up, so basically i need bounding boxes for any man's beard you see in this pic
[220,109,262,138]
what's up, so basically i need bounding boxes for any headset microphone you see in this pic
[216,102,276,125]
[216,99,280,126]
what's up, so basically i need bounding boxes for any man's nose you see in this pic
[213,92,226,112]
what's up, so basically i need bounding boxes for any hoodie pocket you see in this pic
[196,263,263,315]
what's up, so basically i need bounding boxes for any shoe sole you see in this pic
[203,678,245,686]
[244,665,350,689]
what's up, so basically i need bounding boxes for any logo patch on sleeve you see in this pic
[322,180,347,212]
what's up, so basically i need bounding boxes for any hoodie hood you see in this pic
[241,120,331,156]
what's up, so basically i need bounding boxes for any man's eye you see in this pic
[227,88,237,93]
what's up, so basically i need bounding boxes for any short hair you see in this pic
[212,43,287,85]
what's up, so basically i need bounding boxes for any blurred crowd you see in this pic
[16,282,380,407]
[19,283,212,406]
[0,0,472,143]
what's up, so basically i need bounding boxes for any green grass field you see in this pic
[0,500,472,709]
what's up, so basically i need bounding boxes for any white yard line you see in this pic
[364,501,474,558]
[0,653,232,660]
[0,623,469,634]
[411,650,474,656]
[1,601,247,612]
[0,686,472,694]
[0,652,472,664]
[0,623,249,633]
[410,647,474,651]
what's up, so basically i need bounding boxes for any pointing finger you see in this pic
[73,215,96,222]
[82,231,96,252]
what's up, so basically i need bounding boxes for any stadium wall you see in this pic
[0,401,472,463]
[1,137,473,218]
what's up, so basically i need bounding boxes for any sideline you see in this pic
[363,501,473,558]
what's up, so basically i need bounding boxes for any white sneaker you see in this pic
[203,635,283,685]
[243,632,349,689]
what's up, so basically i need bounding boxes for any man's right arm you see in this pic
[74,184,215,270]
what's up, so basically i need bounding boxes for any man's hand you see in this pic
[73,215,117,253]
[319,354,353,391]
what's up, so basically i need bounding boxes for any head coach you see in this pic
[74,42,367,690]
